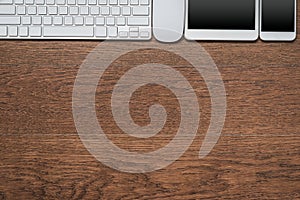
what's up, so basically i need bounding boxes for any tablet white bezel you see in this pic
[184,0,259,41]
[260,0,297,41]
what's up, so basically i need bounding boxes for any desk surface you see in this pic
[0,13,300,200]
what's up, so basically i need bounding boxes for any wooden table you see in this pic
[0,13,299,200]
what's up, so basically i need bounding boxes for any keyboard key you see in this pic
[64,16,73,25]
[70,6,79,15]
[17,6,26,15]
[111,7,121,15]
[48,6,58,15]
[25,0,34,4]
[15,0,24,4]
[80,7,89,15]
[0,16,20,25]
[0,0,13,4]
[90,7,99,15]
[8,26,17,36]
[32,16,42,25]
[67,0,75,4]
[109,0,117,5]
[95,26,106,37]
[43,16,52,25]
[36,0,45,4]
[130,27,138,32]
[59,7,68,15]
[133,6,149,16]
[98,0,107,4]
[88,0,96,5]
[0,6,15,15]
[28,6,37,15]
[78,0,86,5]
[128,17,148,26]
[37,6,47,15]
[130,0,138,5]
[74,16,84,25]
[56,0,65,4]
[22,16,31,24]
[106,17,115,26]
[140,0,149,5]
[53,16,63,25]
[122,7,130,16]
[19,26,28,36]
[119,0,127,5]
[46,0,55,4]
[95,17,104,25]
[108,26,117,37]
[0,26,7,36]
[119,31,128,38]
[116,17,125,26]
[129,31,138,38]
[85,17,94,25]
[44,26,94,37]
[29,27,42,36]
[101,7,110,15]
[140,31,149,38]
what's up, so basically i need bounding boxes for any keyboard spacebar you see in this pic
[43,26,94,37]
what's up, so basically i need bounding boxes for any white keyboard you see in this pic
[0,0,151,40]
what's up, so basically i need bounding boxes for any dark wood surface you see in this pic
[0,8,300,200]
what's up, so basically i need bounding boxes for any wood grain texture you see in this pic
[0,7,300,200]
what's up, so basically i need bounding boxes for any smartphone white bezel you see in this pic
[260,0,297,41]
[184,0,259,41]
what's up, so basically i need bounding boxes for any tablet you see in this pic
[185,0,259,41]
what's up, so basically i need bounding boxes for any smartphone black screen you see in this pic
[262,0,295,32]
[188,0,256,30]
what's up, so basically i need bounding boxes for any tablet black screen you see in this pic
[188,0,256,30]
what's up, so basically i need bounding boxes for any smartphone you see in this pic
[260,0,297,41]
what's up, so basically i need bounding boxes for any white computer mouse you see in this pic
[153,0,185,43]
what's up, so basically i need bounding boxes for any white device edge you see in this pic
[260,0,297,41]
[184,0,259,41]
